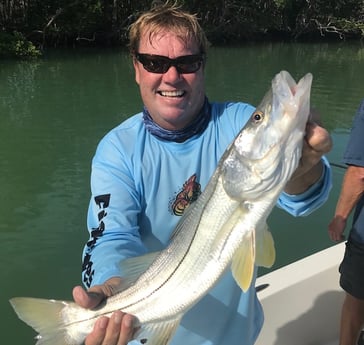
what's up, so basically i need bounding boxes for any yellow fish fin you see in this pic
[135,316,182,345]
[231,230,255,292]
[255,222,276,268]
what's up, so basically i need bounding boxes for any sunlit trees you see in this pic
[1,0,364,57]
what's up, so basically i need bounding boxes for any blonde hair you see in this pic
[128,1,209,55]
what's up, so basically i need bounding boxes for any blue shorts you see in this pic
[339,239,364,300]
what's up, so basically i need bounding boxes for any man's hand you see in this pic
[328,216,346,242]
[73,278,137,345]
[284,121,332,195]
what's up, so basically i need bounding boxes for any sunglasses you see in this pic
[135,53,205,74]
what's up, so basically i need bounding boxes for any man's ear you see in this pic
[133,58,140,85]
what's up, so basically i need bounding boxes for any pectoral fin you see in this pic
[231,222,276,291]
[255,223,276,268]
[231,230,255,292]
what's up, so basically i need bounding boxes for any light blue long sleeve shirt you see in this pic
[81,101,332,345]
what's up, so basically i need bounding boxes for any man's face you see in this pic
[134,30,206,131]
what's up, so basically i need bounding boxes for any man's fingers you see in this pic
[305,122,332,154]
[84,316,109,345]
[120,314,137,344]
[102,312,123,345]
[73,278,134,345]
[72,285,104,309]
[101,312,135,345]
[73,278,122,310]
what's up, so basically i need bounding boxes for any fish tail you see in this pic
[9,297,74,345]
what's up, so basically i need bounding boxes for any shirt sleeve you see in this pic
[81,133,147,288]
[276,156,332,217]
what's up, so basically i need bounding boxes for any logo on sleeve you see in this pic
[82,193,111,287]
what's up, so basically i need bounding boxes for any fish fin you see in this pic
[9,297,75,345]
[118,252,161,290]
[255,223,276,268]
[231,230,255,292]
[135,316,182,345]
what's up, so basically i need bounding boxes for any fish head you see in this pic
[222,71,313,201]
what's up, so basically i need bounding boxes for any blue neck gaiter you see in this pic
[142,98,211,142]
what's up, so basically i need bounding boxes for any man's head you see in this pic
[129,2,209,131]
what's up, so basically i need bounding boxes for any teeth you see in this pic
[159,90,184,97]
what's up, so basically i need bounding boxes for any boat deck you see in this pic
[255,243,346,345]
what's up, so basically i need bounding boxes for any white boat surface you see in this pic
[255,242,346,345]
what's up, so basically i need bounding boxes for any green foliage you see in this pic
[331,18,364,36]
[1,0,364,50]
[286,0,364,38]
[0,32,41,58]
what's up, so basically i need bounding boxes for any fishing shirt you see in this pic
[343,99,364,244]
[81,101,332,345]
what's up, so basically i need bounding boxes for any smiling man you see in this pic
[72,3,332,345]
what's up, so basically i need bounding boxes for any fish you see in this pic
[10,70,313,345]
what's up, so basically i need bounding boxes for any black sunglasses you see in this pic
[135,53,205,74]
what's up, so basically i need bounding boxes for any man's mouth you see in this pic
[158,90,185,97]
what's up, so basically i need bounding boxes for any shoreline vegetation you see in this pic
[1,0,364,58]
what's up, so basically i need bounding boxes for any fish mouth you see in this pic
[158,90,185,98]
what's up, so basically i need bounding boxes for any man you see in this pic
[73,3,333,345]
[328,99,364,345]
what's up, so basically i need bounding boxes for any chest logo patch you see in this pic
[170,174,201,216]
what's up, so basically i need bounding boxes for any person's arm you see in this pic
[74,133,145,345]
[328,165,364,241]
[328,99,364,241]
[81,134,147,288]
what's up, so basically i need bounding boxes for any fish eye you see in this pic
[252,111,264,124]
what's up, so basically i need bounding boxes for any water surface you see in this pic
[1,41,364,344]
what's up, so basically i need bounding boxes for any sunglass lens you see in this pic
[174,55,203,73]
[141,56,169,73]
[136,54,203,74]
[177,61,201,73]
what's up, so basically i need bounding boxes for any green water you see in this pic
[1,41,364,344]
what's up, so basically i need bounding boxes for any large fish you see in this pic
[10,70,313,345]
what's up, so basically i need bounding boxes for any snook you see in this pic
[10,70,313,345]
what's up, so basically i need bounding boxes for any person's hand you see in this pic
[284,120,332,195]
[328,216,346,242]
[72,277,137,345]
